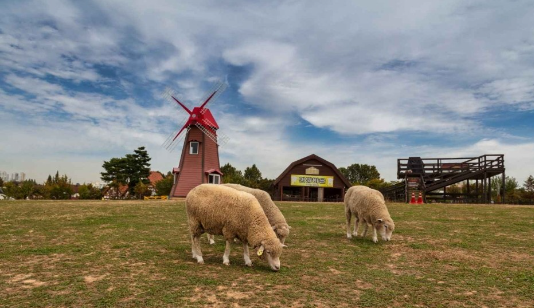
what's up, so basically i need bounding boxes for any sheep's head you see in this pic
[257,238,285,271]
[375,218,395,241]
[273,224,291,244]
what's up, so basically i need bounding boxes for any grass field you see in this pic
[1,200,533,307]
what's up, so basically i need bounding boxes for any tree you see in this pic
[339,164,381,185]
[45,173,72,199]
[101,146,152,198]
[20,180,35,199]
[78,185,91,199]
[0,177,4,187]
[523,175,534,203]
[78,184,102,199]
[220,163,245,184]
[244,164,262,188]
[366,178,387,190]
[490,176,518,202]
[155,174,174,196]
[3,182,20,199]
[134,182,151,199]
[125,146,152,195]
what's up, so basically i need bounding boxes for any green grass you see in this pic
[1,200,533,307]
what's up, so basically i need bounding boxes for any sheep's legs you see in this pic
[345,208,353,238]
[362,224,369,238]
[372,228,378,243]
[243,243,252,266]
[191,235,204,264]
[207,234,215,245]
[223,240,231,265]
[353,216,360,237]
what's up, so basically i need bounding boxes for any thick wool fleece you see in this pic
[344,185,394,226]
[222,184,290,239]
[186,184,282,255]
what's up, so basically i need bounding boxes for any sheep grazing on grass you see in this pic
[186,184,285,271]
[344,185,395,243]
[222,183,291,243]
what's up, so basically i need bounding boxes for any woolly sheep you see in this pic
[344,185,395,243]
[186,184,285,271]
[222,183,291,243]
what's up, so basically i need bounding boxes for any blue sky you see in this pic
[1,0,534,184]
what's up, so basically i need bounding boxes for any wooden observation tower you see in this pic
[381,155,505,204]
[162,82,229,198]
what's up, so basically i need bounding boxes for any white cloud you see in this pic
[2,0,534,186]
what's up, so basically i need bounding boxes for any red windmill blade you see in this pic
[162,81,229,152]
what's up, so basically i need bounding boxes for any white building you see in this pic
[0,171,28,182]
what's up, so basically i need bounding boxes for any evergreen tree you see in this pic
[524,175,534,203]
[101,146,152,198]
[244,164,262,188]
[45,173,73,199]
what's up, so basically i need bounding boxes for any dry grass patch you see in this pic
[1,200,533,307]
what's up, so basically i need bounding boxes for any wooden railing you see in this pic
[397,154,504,178]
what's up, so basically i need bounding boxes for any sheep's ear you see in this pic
[272,226,277,231]
[288,226,292,230]
[281,244,288,248]
[257,245,264,256]
[377,219,383,223]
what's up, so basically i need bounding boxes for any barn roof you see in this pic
[273,154,352,187]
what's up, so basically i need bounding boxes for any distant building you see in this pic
[148,171,164,195]
[90,181,106,189]
[0,171,8,182]
[273,154,351,202]
[0,171,28,182]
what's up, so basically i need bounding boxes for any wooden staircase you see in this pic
[382,155,505,203]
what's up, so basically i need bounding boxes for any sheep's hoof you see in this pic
[209,240,215,245]
[372,238,378,243]
[245,262,252,267]
[352,232,358,237]
[346,233,352,239]
[223,261,230,266]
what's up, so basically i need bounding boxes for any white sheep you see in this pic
[186,184,285,271]
[222,183,291,243]
[344,185,395,243]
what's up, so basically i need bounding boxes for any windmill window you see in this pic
[189,142,199,154]
[208,174,220,184]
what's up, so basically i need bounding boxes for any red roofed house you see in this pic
[147,171,164,195]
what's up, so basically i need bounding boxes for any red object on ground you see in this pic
[410,192,416,204]
[417,192,424,204]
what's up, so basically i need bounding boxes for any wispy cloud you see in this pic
[1,0,534,184]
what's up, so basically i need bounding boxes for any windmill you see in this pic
[162,81,229,197]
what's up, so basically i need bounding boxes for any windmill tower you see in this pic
[163,82,229,198]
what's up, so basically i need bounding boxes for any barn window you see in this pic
[189,141,199,154]
[208,174,220,184]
